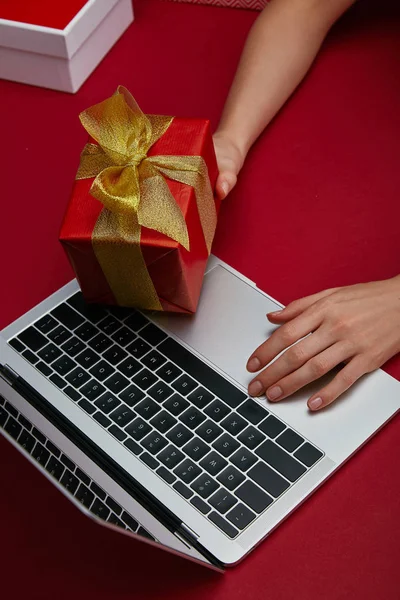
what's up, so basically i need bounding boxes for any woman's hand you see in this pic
[247,277,400,411]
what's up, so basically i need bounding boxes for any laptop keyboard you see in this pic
[7,292,324,539]
[0,395,155,541]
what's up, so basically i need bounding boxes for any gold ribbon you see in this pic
[76,87,217,310]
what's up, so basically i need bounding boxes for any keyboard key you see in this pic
[111,326,136,347]
[158,445,184,469]
[209,489,237,514]
[103,345,128,366]
[94,393,120,414]
[93,412,112,428]
[119,384,145,407]
[237,399,268,425]
[276,429,304,452]
[108,306,134,320]
[60,454,75,471]
[226,503,256,530]
[67,293,107,323]
[174,458,201,483]
[156,362,182,384]
[190,496,211,515]
[180,407,206,430]
[5,402,18,418]
[46,440,60,458]
[141,431,168,455]
[88,333,113,354]
[45,456,65,480]
[124,311,149,332]
[238,426,265,450]
[78,399,97,415]
[135,398,161,420]
[18,414,32,430]
[204,399,231,423]
[140,452,159,469]
[220,413,247,436]
[259,415,286,438]
[104,372,130,394]
[183,437,209,462]
[75,484,95,508]
[148,381,173,403]
[98,315,121,336]
[51,303,84,330]
[172,374,197,396]
[50,373,67,389]
[164,393,189,416]
[17,430,36,452]
[36,361,53,377]
[47,325,72,345]
[65,367,90,388]
[75,322,98,342]
[133,369,157,390]
[38,343,62,364]
[75,348,100,369]
[91,498,110,521]
[89,360,115,382]
[124,438,142,455]
[22,349,38,364]
[256,440,306,482]
[126,338,151,359]
[230,448,258,472]
[208,512,238,538]
[110,405,135,427]
[196,420,223,444]
[166,424,193,447]
[157,466,176,484]
[235,480,273,513]
[125,417,152,440]
[107,514,125,528]
[118,357,142,378]
[191,474,219,499]
[248,461,290,498]
[80,380,106,401]
[150,410,177,434]
[8,338,25,352]
[106,497,122,515]
[213,433,240,457]
[200,451,227,476]
[52,355,76,376]
[159,337,247,408]
[109,425,128,441]
[75,468,91,486]
[0,407,7,427]
[140,323,167,346]
[141,350,166,370]
[35,315,58,334]
[121,511,139,530]
[32,427,46,444]
[18,327,48,352]
[173,481,193,499]
[187,386,214,409]
[60,470,79,494]
[294,443,323,467]
[61,336,85,357]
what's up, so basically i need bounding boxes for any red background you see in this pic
[0,0,89,29]
[1,0,399,598]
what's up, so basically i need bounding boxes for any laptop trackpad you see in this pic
[152,265,282,391]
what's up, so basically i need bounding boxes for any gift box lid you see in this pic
[0,0,121,59]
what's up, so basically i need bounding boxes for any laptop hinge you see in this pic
[180,522,200,542]
[0,364,19,386]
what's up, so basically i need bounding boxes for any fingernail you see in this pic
[309,397,323,411]
[247,357,261,372]
[248,380,263,396]
[221,181,229,196]
[269,310,283,316]
[267,385,283,401]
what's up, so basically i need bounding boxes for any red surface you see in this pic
[0,0,399,598]
[60,116,219,312]
[0,0,89,29]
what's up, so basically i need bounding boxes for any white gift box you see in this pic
[0,0,134,93]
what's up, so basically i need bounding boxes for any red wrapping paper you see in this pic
[60,117,220,314]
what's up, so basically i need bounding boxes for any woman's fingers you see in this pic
[267,288,338,323]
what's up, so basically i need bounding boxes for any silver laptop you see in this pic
[1,255,399,571]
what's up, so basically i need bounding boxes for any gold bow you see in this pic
[76,87,217,311]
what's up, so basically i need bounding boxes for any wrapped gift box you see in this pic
[60,88,220,314]
[165,0,268,10]
[0,0,134,93]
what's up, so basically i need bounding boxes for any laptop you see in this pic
[1,255,399,571]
